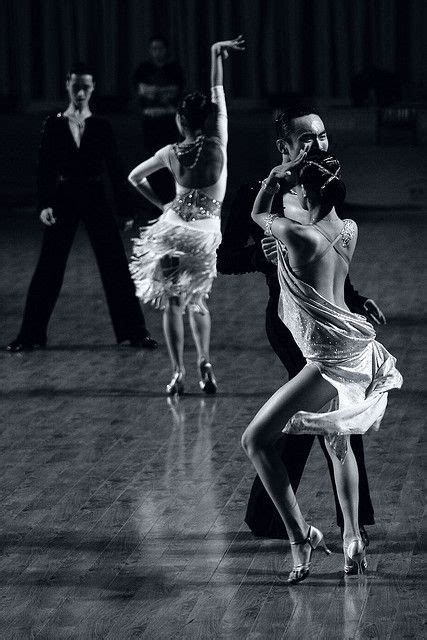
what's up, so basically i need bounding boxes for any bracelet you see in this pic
[261,179,280,195]
[264,213,279,236]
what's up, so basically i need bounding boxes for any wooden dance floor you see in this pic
[1,207,425,639]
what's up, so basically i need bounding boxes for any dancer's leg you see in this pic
[188,303,211,364]
[323,438,360,543]
[244,294,314,539]
[319,434,374,531]
[241,365,336,566]
[18,216,78,343]
[84,209,148,342]
[244,434,316,538]
[163,296,185,372]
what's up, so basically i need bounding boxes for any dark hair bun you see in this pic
[177,92,212,129]
[299,151,346,207]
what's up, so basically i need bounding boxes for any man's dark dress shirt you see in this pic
[37,114,133,217]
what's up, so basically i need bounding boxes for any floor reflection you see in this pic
[281,573,370,638]
[164,396,218,487]
[134,397,219,544]
[342,575,369,637]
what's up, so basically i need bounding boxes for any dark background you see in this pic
[2,0,426,106]
[1,0,427,210]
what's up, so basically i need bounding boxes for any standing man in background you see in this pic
[133,35,184,205]
[7,63,157,352]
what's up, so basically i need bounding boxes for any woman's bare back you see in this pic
[170,138,224,189]
[284,217,358,309]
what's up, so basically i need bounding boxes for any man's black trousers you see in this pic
[18,185,147,344]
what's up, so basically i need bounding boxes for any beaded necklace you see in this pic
[173,135,205,169]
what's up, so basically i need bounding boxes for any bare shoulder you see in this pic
[273,216,305,242]
[341,218,358,244]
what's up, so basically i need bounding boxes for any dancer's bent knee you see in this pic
[241,422,280,458]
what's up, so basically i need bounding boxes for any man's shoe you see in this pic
[7,338,46,352]
[125,336,158,350]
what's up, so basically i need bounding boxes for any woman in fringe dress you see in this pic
[128,36,244,395]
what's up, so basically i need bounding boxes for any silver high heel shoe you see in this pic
[166,370,185,396]
[344,538,367,575]
[199,360,217,394]
[287,525,332,584]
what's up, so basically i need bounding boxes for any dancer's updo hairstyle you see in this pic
[177,92,213,130]
[299,151,346,208]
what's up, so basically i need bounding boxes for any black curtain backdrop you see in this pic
[1,0,426,105]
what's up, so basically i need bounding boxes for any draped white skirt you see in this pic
[276,246,403,461]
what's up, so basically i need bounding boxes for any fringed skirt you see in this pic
[130,208,222,311]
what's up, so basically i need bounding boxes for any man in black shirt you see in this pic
[7,63,157,352]
[218,107,386,541]
[133,35,184,204]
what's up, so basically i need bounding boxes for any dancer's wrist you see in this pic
[261,178,280,195]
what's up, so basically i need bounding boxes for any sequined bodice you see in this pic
[170,189,222,222]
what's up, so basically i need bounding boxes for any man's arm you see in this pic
[217,182,277,275]
[37,116,56,213]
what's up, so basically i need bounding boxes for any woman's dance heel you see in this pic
[287,525,332,585]
[166,370,185,396]
[199,360,217,395]
[344,538,367,575]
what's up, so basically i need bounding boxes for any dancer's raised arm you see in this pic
[210,35,245,87]
[209,36,245,147]
[251,150,306,238]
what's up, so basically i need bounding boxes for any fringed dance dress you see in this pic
[276,219,403,461]
[130,86,227,311]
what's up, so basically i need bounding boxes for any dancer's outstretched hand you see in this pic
[363,298,387,325]
[268,149,307,184]
[261,236,278,264]
[212,35,246,58]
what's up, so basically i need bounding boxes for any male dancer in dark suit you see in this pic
[8,63,157,352]
[218,107,386,541]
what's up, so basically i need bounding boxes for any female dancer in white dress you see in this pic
[242,150,402,583]
[128,36,245,395]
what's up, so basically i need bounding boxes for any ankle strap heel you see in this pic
[166,370,185,396]
[344,538,367,575]
[287,525,332,584]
